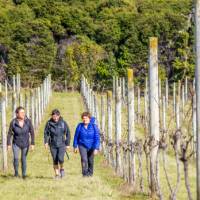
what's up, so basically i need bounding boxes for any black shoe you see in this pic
[22,175,27,180]
[88,173,93,177]
[82,173,89,177]
[82,173,92,177]
[60,169,65,178]
[14,172,19,177]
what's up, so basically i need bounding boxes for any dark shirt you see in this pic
[44,118,70,148]
[7,117,35,148]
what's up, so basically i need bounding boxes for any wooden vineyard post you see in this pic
[101,95,106,156]
[12,92,17,119]
[25,92,30,118]
[127,68,136,185]
[94,94,100,127]
[107,91,113,166]
[137,86,141,123]
[16,73,21,99]
[40,85,44,117]
[193,79,197,155]
[0,92,8,171]
[30,90,35,128]
[195,0,200,198]
[113,76,116,99]
[19,93,23,107]
[182,85,185,112]
[5,80,8,107]
[64,80,68,92]
[149,37,160,198]
[144,77,148,129]
[173,82,176,115]
[38,87,41,124]
[122,77,126,103]
[13,75,16,93]
[35,89,39,129]
[176,91,180,129]
[115,82,122,176]
[162,96,166,133]
[178,80,181,123]
[165,78,168,108]
[185,76,188,102]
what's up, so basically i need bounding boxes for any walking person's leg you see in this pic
[50,146,59,178]
[79,145,89,176]
[12,144,20,177]
[21,146,29,179]
[87,149,94,176]
[58,146,66,178]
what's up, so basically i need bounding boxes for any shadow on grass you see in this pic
[119,191,150,200]
[0,174,15,179]
[0,174,53,180]
[33,175,53,180]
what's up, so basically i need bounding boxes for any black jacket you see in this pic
[7,117,35,148]
[44,118,70,148]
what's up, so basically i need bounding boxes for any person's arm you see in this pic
[93,124,100,150]
[7,120,13,146]
[29,120,35,146]
[73,124,81,149]
[64,122,71,146]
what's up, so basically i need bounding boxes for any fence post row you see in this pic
[0,74,52,171]
[79,26,200,199]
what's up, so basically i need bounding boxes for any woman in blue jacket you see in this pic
[73,112,100,177]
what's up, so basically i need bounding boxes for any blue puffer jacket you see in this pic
[73,117,100,150]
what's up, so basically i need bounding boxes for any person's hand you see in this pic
[74,148,78,154]
[7,145,11,151]
[66,146,70,151]
[30,145,34,151]
[93,149,99,155]
[45,143,48,150]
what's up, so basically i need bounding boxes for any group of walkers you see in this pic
[7,106,100,179]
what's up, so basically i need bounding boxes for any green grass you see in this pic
[0,92,147,200]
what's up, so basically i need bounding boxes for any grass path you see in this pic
[0,92,147,200]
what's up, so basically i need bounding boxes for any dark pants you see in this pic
[50,146,66,165]
[12,143,29,177]
[79,145,94,176]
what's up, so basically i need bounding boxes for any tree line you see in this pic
[0,0,193,89]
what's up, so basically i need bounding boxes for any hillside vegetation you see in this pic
[0,0,193,88]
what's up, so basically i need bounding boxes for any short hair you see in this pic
[15,106,25,114]
[51,109,60,116]
[81,112,91,119]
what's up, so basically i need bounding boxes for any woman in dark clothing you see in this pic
[7,106,35,179]
[44,109,70,179]
[73,112,100,177]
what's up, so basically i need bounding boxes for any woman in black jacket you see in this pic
[44,109,70,179]
[7,106,35,179]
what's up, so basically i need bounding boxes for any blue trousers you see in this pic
[12,143,29,176]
